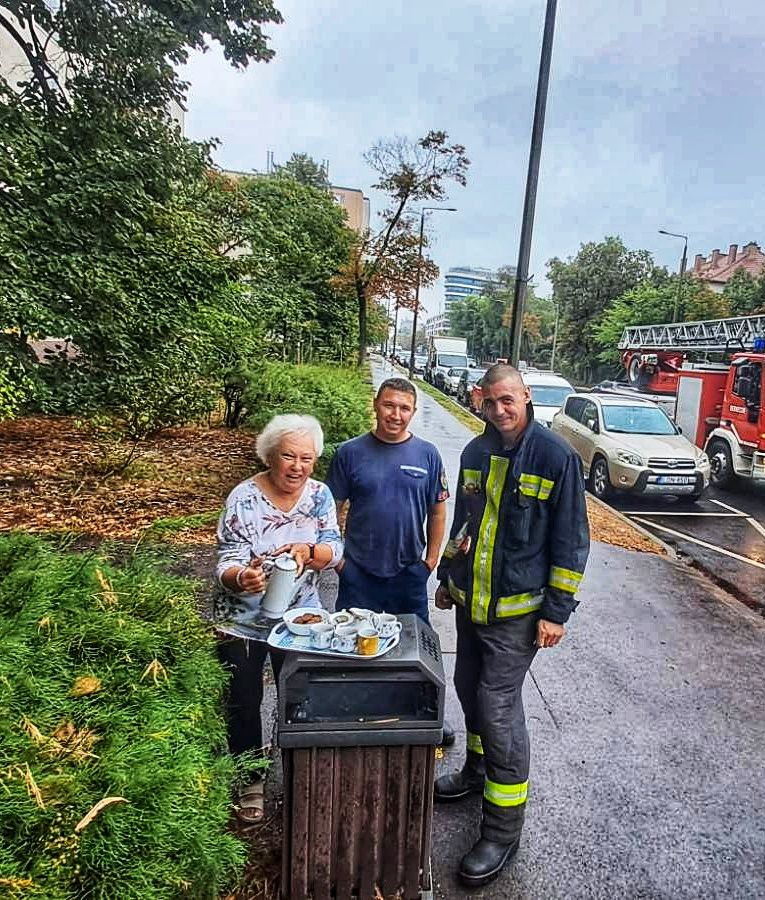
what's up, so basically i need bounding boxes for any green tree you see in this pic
[0,0,285,429]
[339,131,469,365]
[594,278,731,366]
[275,152,330,189]
[722,269,765,315]
[547,237,664,382]
[0,0,283,115]
[204,172,356,361]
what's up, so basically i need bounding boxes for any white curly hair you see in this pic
[255,414,324,465]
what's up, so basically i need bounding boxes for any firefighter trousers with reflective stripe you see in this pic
[454,604,538,843]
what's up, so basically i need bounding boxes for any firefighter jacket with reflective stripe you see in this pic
[437,414,590,625]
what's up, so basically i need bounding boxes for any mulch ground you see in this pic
[0,416,257,539]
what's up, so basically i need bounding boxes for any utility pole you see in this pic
[508,0,557,367]
[408,207,457,379]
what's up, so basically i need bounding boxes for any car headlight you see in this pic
[697,453,710,467]
[616,449,644,467]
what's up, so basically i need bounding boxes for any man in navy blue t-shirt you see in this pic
[326,377,449,624]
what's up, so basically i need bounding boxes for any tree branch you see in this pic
[0,11,60,115]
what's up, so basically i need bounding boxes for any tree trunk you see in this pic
[357,282,367,367]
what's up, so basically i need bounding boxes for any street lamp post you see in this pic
[508,0,558,367]
[659,229,689,323]
[408,206,457,379]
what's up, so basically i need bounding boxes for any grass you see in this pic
[415,378,484,435]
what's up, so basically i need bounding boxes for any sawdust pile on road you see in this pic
[587,496,663,554]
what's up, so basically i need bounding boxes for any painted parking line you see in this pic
[620,511,747,517]
[708,497,751,515]
[631,517,765,571]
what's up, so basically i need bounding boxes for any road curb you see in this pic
[587,493,677,558]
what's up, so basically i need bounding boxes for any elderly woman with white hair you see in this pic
[215,413,342,825]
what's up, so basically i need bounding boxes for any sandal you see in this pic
[236,778,265,826]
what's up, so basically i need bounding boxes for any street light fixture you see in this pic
[658,229,689,323]
[408,206,457,379]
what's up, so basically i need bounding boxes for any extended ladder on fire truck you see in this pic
[618,314,765,353]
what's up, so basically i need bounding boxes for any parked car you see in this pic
[523,371,575,426]
[457,368,486,406]
[413,354,428,375]
[469,380,485,416]
[551,393,711,501]
[442,367,468,394]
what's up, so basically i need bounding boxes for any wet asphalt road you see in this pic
[608,482,765,614]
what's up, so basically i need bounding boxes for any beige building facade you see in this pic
[330,186,370,233]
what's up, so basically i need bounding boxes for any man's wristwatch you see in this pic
[307,543,316,560]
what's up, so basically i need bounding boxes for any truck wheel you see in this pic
[627,355,641,384]
[708,439,736,489]
[588,456,612,500]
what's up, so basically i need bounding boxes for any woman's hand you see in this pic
[236,563,267,593]
[273,543,313,575]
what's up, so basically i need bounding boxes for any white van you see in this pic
[523,370,575,426]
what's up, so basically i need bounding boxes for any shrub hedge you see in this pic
[0,534,245,899]
[241,360,373,473]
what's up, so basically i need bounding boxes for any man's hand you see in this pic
[424,556,438,573]
[536,619,565,648]
[434,584,454,610]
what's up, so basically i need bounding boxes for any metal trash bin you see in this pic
[278,614,445,900]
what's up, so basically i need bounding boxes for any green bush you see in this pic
[0,534,245,899]
[241,360,373,472]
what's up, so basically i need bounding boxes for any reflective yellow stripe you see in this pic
[471,456,510,624]
[518,473,555,501]
[448,576,466,605]
[484,778,528,808]
[466,732,484,755]
[548,565,583,594]
[462,468,482,490]
[495,592,543,618]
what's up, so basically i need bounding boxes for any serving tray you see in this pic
[266,621,400,659]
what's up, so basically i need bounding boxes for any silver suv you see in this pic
[551,393,710,501]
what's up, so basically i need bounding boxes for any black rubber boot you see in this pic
[439,722,457,748]
[458,837,520,887]
[433,751,485,802]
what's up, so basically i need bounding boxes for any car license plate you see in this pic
[656,475,694,485]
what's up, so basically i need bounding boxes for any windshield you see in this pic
[468,369,487,383]
[438,353,468,368]
[602,405,677,435]
[530,386,573,407]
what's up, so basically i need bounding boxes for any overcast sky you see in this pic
[181,0,765,317]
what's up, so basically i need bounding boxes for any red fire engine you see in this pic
[618,314,765,487]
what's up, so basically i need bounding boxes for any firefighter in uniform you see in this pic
[434,364,590,887]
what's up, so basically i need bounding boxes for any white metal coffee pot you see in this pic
[260,554,310,618]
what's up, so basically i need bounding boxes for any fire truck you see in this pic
[617,314,765,487]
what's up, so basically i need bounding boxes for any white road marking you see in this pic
[746,517,765,540]
[708,497,749,515]
[621,511,746,517]
[631,517,765,571]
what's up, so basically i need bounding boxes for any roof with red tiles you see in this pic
[692,241,765,285]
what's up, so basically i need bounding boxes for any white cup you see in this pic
[310,622,334,650]
[373,613,402,639]
[349,607,374,622]
[330,625,358,653]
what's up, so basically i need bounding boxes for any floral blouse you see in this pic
[215,476,343,617]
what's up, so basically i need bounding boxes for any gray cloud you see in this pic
[181,0,765,312]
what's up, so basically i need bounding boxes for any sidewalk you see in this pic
[373,357,765,899]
